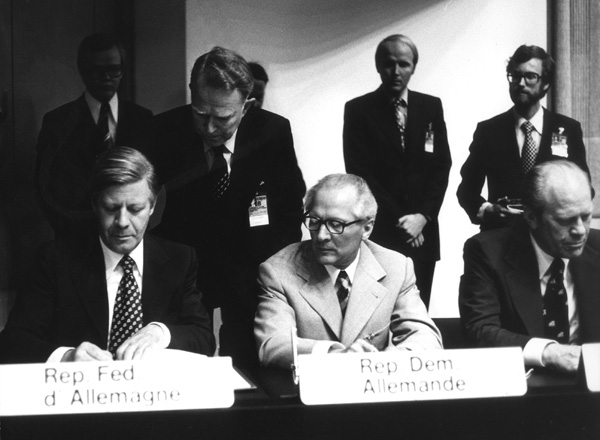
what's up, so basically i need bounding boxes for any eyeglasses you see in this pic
[86,65,123,79]
[303,215,364,235]
[507,72,542,85]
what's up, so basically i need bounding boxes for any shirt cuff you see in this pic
[523,338,557,367]
[47,347,74,363]
[149,322,171,348]
[312,341,344,355]
[477,202,492,222]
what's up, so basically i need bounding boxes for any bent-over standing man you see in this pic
[0,147,215,363]
[255,174,442,369]
[460,160,600,373]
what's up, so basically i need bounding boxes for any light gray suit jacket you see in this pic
[254,240,442,368]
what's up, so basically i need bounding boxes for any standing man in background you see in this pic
[457,45,588,231]
[153,47,305,367]
[35,32,153,238]
[248,61,269,109]
[343,34,452,308]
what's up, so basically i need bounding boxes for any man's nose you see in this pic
[570,217,587,236]
[205,118,217,134]
[316,223,331,241]
[115,209,130,228]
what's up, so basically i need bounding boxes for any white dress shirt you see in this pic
[85,91,118,141]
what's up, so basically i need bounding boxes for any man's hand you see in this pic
[483,203,522,223]
[342,339,379,353]
[114,324,166,361]
[542,344,581,373]
[61,342,113,362]
[397,214,427,247]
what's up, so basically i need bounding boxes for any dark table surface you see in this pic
[1,364,599,440]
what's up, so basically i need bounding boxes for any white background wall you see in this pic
[183,0,547,317]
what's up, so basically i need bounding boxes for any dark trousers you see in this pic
[413,259,436,309]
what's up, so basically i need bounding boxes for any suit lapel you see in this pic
[297,247,343,339]
[570,243,600,342]
[369,88,404,156]
[341,242,388,345]
[141,237,171,322]
[70,239,109,344]
[504,226,545,336]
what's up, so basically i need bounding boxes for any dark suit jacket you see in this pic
[0,235,215,363]
[457,108,589,228]
[152,105,306,314]
[459,222,600,348]
[255,240,442,368]
[343,88,452,262]
[35,95,153,236]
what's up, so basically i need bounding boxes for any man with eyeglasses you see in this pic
[35,32,153,238]
[457,45,589,231]
[254,174,442,368]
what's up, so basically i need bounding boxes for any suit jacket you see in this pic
[0,235,215,363]
[459,222,600,348]
[343,88,451,262]
[457,108,589,228]
[35,95,153,236]
[254,240,442,368]
[152,105,306,313]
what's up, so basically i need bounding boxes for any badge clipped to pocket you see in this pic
[249,181,269,227]
[551,127,568,158]
[424,122,434,153]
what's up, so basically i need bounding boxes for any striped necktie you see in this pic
[98,102,114,150]
[336,270,351,317]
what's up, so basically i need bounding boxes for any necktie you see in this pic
[543,258,569,344]
[209,145,230,200]
[521,120,537,174]
[393,98,407,151]
[108,255,143,355]
[98,102,114,150]
[336,270,351,317]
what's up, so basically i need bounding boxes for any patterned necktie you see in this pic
[521,120,537,174]
[336,270,351,317]
[97,102,114,150]
[543,258,569,344]
[108,255,143,355]
[209,145,230,200]
[393,98,408,151]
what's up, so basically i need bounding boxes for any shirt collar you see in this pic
[203,129,238,155]
[85,92,119,123]
[324,248,361,285]
[529,233,570,280]
[514,106,544,134]
[99,237,144,276]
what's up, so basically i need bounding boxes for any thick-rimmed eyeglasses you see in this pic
[507,72,542,85]
[86,65,123,79]
[303,215,364,235]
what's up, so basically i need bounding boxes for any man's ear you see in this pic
[242,98,255,117]
[523,206,538,230]
[542,81,550,94]
[362,219,374,241]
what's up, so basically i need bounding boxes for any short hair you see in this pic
[189,46,254,99]
[375,34,419,68]
[77,32,125,76]
[91,147,159,203]
[523,160,593,216]
[249,62,269,83]
[507,45,555,85]
[305,174,378,220]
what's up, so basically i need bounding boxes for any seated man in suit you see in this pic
[254,174,442,369]
[153,47,305,367]
[460,160,600,373]
[457,45,588,230]
[0,147,215,363]
[35,32,153,237]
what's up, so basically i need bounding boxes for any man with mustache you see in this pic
[254,174,442,369]
[459,160,600,373]
[457,45,588,231]
[343,34,452,309]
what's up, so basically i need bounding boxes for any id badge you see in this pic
[424,123,434,153]
[551,127,568,158]
[249,194,269,227]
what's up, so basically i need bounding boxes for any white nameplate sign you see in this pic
[299,347,527,405]
[581,343,600,392]
[0,356,234,416]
